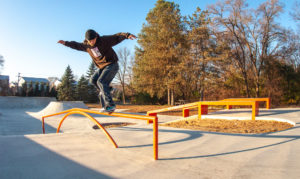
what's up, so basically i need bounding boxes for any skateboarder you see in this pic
[58,29,136,113]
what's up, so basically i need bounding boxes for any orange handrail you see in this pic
[42,108,159,160]
[147,102,199,115]
[56,110,118,148]
[43,108,155,122]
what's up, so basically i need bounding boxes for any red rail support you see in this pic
[147,113,156,124]
[183,109,189,117]
[201,105,208,114]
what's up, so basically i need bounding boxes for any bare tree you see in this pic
[209,0,284,97]
[290,1,300,23]
[117,47,131,104]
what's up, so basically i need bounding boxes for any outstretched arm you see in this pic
[57,40,88,52]
[102,33,137,47]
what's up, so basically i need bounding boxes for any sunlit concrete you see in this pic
[0,97,299,179]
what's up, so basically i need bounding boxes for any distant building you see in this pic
[0,75,9,95]
[19,77,49,90]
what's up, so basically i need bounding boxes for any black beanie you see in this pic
[85,29,97,40]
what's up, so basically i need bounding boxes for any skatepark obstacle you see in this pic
[221,97,270,109]
[196,101,259,120]
[148,99,265,120]
[42,108,159,160]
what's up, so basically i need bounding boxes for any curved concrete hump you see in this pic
[0,96,56,109]
[38,101,88,116]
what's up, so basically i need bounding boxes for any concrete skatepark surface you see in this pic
[0,97,300,179]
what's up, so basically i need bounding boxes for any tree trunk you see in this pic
[200,88,204,101]
[242,71,251,97]
[171,89,174,106]
[255,78,260,98]
[122,83,126,104]
[167,87,170,105]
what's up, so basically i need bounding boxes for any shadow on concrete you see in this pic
[161,127,300,160]
[112,125,300,161]
[0,136,111,179]
[161,138,299,160]
[258,109,300,117]
[117,127,203,149]
[0,109,57,135]
[208,108,300,117]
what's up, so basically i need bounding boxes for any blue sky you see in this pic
[0,0,297,82]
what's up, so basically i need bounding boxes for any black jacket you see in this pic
[64,32,131,69]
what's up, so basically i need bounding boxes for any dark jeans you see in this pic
[90,63,119,108]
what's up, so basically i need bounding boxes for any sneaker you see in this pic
[100,105,116,113]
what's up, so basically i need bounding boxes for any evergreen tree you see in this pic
[183,8,216,101]
[76,75,89,101]
[21,82,27,96]
[34,81,40,96]
[44,82,50,97]
[27,81,34,96]
[49,86,57,98]
[133,0,187,105]
[86,61,98,103]
[40,82,45,96]
[57,65,76,101]
[86,62,97,78]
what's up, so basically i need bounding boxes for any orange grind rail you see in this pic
[42,108,158,160]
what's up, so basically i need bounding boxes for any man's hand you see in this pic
[128,34,137,40]
[57,40,66,45]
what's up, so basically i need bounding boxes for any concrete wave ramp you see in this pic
[37,101,88,116]
[31,101,94,133]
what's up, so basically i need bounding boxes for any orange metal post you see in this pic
[266,98,270,109]
[153,116,158,160]
[198,103,202,120]
[227,105,232,110]
[255,101,259,116]
[251,101,259,120]
[57,111,118,148]
[42,117,45,134]
[183,108,190,117]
